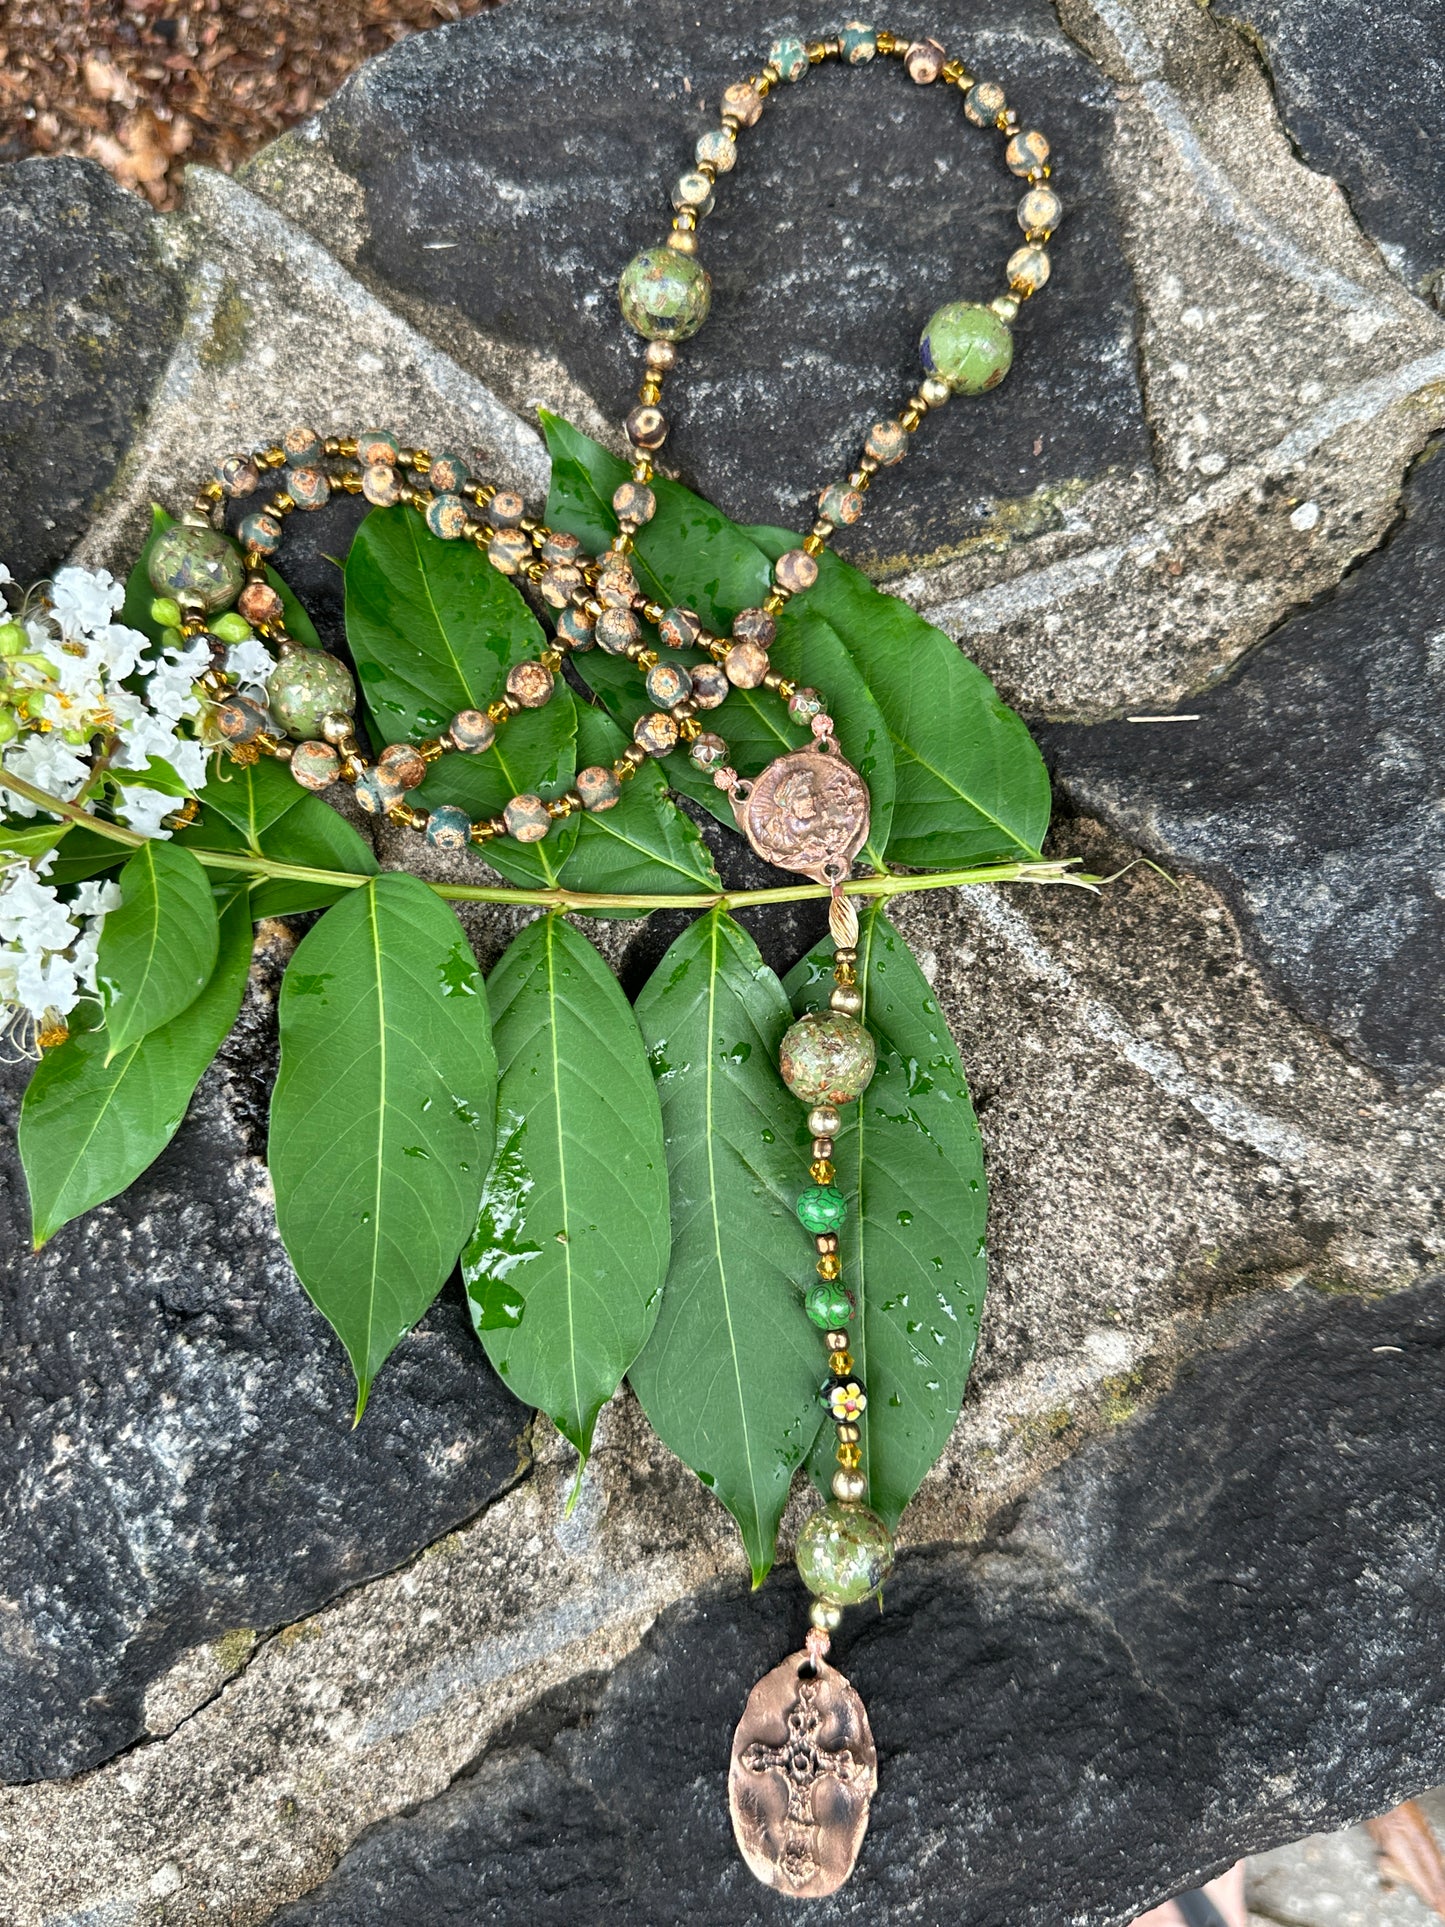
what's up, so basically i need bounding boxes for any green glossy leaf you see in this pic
[344,503,546,739]
[121,504,319,649]
[556,707,720,911]
[42,828,129,887]
[630,910,825,1583]
[268,874,497,1416]
[249,797,379,918]
[20,890,254,1246]
[194,755,306,841]
[414,686,580,890]
[785,907,986,1528]
[96,840,219,1057]
[0,818,70,863]
[462,914,669,1462]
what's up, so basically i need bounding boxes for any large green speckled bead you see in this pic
[618,246,712,342]
[796,1503,894,1606]
[919,301,1014,396]
[267,648,356,740]
[779,1010,876,1106]
[147,524,244,612]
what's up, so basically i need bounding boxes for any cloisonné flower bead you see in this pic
[507,660,555,708]
[905,36,946,82]
[449,709,495,754]
[214,453,260,497]
[690,662,728,709]
[780,1010,877,1105]
[1005,129,1050,175]
[805,1281,853,1330]
[796,1502,893,1606]
[724,640,768,688]
[428,451,470,494]
[238,511,283,556]
[721,79,763,126]
[596,608,641,655]
[490,489,525,527]
[488,528,531,574]
[238,580,284,626]
[774,549,819,594]
[963,79,1006,125]
[289,738,341,791]
[1018,185,1062,233]
[770,34,808,80]
[576,765,621,812]
[788,686,826,725]
[281,425,323,465]
[213,693,272,744]
[426,493,470,540]
[618,245,712,342]
[634,710,679,756]
[354,767,404,815]
[818,482,864,526]
[355,429,399,467]
[695,129,736,173]
[285,466,329,512]
[362,463,401,508]
[377,742,428,790]
[840,20,876,63]
[504,793,550,842]
[797,1184,847,1235]
[267,648,357,740]
[658,607,700,649]
[823,1377,868,1425]
[147,524,244,611]
[920,300,1014,395]
[556,606,595,651]
[645,660,691,707]
[1007,245,1051,293]
[689,730,728,771]
[732,607,776,649]
[425,804,472,852]
[864,420,907,466]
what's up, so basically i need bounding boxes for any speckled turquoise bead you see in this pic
[618,246,712,342]
[238,511,283,556]
[285,465,330,511]
[504,793,551,842]
[289,739,340,791]
[448,709,495,754]
[963,80,1006,125]
[281,425,323,465]
[596,608,640,655]
[634,710,679,756]
[428,451,470,494]
[658,607,700,650]
[796,1503,894,1606]
[797,1184,847,1235]
[805,1281,853,1330]
[863,420,908,466]
[147,524,244,611]
[770,34,808,80]
[695,130,736,174]
[426,492,470,540]
[362,463,401,508]
[920,301,1014,395]
[576,765,621,812]
[266,648,357,740]
[214,453,259,498]
[840,20,876,63]
[779,1010,877,1106]
[356,429,400,467]
[645,661,692,707]
[1018,186,1062,234]
[354,768,404,816]
[818,482,864,526]
[556,606,595,652]
[425,804,472,852]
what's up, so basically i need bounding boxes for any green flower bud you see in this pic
[210,611,253,643]
[17,689,48,719]
[149,596,183,629]
[0,621,27,657]
[62,726,92,745]
[0,707,18,744]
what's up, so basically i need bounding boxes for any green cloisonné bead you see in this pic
[770,34,808,80]
[796,1502,894,1606]
[428,451,470,494]
[426,492,470,540]
[425,804,472,852]
[805,1281,853,1329]
[147,524,244,612]
[840,19,876,63]
[618,246,712,342]
[919,301,1014,395]
[267,648,357,740]
[797,1183,847,1235]
[779,1010,877,1106]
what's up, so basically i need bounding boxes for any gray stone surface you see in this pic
[0,157,183,582]
[0,924,531,1784]
[1214,0,1445,303]
[1247,1796,1445,1926]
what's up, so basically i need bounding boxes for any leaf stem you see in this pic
[0,767,1101,909]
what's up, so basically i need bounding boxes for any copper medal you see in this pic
[728,1651,877,1897]
[727,739,870,885]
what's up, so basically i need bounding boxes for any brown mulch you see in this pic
[0,0,492,208]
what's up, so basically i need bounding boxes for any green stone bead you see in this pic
[796,1503,893,1606]
[797,1184,847,1235]
[267,648,356,740]
[779,1010,876,1106]
[146,524,243,612]
[805,1281,853,1330]
[618,246,712,342]
[919,301,1014,396]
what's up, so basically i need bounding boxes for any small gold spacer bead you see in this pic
[468,821,497,843]
[776,679,798,700]
[635,648,660,671]
[486,700,512,724]
[941,59,970,85]
[632,458,655,484]
[875,29,899,53]
[678,715,702,741]
[801,532,827,555]
[418,738,448,762]
[817,1253,843,1281]
[834,959,857,986]
[666,229,698,255]
[639,378,663,406]
[829,1349,854,1376]
[386,802,428,830]
[262,445,286,467]
[337,438,359,458]
[806,39,829,61]
[201,479,225,501]
[546,796,576,818]
[540,649,564,672]
[269,492,296,515]
[763,592,787,617]
[811,1158,835,1185]
[837,1440,862,1469]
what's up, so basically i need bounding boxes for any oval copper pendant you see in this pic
[729,743,870,884]
[729,1652,877,1896]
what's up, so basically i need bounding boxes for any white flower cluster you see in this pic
[0,864,120,1037]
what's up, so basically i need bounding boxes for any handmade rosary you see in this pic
[142,22,1056,1898]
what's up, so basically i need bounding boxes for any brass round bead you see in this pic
[830,985,864,1017]
[811,1136,835,1161]
[832,1469,868,1504]
[807,1105,841,1138]
[645,340,678,373]
[809,1598,844,1632]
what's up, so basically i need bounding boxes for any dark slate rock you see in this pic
[1040,434,1445,1087]
[270,1277,1445,1926]
[314,0,1147,564]
[0,158,184,582]
[1224,0,1445,301]
[0,947,531,1785]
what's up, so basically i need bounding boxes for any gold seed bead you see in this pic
[836,1421,861,1445]
[817,1253,843,1281]
[641,600,666,624]
[202,479,225,502]
[875,29,899,53]
[776,678,798,700]
[942,58,970,84]
[666,230,698,255]
[270,492,296,515]
[816,1232,839,1255]
[806,39,829,61]
[468,821,497,843]
[825,1328,850,1350]
[900,405,925,432]
[635,648,660,670]
[811,1136,834,1160]
[811,1158,835,1185]
[261,445,285,466]
[829,1350,854,1376]
[837,1440,862,1469]
[546,796,576,818]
